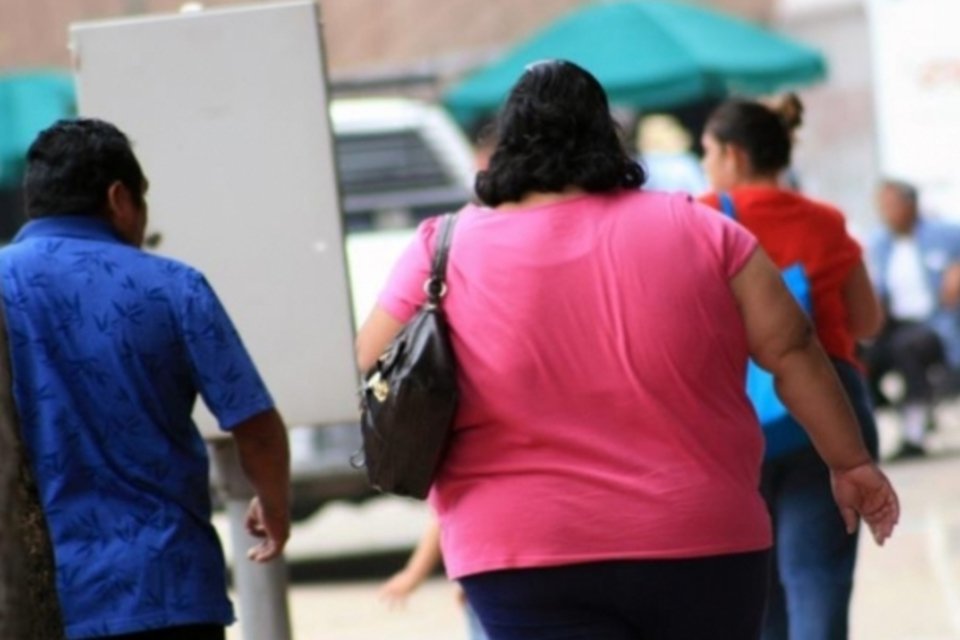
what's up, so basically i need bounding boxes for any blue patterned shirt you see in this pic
[0,216,274,639]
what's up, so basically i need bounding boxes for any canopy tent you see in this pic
[444,0,826,125]
[0,71,76,188]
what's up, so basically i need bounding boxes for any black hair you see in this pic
[765,92,804,132]
[475,60,645,207]
[704,96,802,176]
[23,118,146,219]
[879,178,918,209]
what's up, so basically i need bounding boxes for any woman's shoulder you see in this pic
[420,203,486,235]
[611,188,706,216]
[794,193,847,223]
[611,190,739,247]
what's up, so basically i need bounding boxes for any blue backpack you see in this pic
[719,193,813,460]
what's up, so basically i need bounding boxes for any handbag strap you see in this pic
[425,213,458,306]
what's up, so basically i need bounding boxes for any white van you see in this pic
[333,98,476,327]
[289,98,478,519]
[331,97,476,230]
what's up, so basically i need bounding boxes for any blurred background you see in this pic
[2,1,959,638]
[4,0,957,234]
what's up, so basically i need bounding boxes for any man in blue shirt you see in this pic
[2,118,290,639]
[865,179,960,458]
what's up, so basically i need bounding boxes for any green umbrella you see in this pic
[0,71,76,188]
[444,0,826,125]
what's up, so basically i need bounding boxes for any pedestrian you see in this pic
[700,95,885,640]
[379,517,488,640]
[863,178,960,457]
[3,118,290,639]
[356,60,898,640]
[635,114,707,194]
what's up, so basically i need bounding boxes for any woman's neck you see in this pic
[731,174,780,189]
[496,187,586,211]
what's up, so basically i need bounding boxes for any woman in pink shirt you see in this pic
[357,60,898,640]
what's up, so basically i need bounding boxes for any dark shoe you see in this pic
[890,441,927,461]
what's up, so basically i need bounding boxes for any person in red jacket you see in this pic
[700,96,884,640]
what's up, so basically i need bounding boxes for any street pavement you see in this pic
[221,402,960,640]
[850,403,960,640]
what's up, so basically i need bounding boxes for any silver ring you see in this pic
[423,279,448,298]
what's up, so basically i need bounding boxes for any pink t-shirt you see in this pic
[379,190,771,579]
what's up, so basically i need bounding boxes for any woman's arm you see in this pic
[733,250,869,470]
[731,249,898,544]
[356,306,406,374]
[378,518,443,607]
[843,261,884,339]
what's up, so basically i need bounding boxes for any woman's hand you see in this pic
[831,462,900,545]
[377,518,443,609]
[378,568,423,609]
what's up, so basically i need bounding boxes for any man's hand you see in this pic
[231,409,291,563]
[940,263,960,308]
[244,496,289,562]
[831,462,900,546]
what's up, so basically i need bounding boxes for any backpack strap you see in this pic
[718,192,736,220]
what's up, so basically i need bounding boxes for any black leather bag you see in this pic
[358,214,459,499]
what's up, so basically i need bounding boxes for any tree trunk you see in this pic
[0,308,64,639]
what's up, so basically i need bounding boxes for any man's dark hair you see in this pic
[23,118,146,219]
[704,99,797,176]
[879,178,919,209]
[475,60,645,207]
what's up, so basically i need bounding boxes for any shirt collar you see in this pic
[14,215,127,246]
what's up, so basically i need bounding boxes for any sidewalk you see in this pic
[851,401,960,639]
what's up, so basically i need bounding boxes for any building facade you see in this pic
[1,0,776,78]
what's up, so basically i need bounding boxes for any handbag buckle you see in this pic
[367,371,390,403]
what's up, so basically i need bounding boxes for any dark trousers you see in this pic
[760,359,878,640]
[461,552,770,640]
[96,625,225,640]
[862,319,945,405]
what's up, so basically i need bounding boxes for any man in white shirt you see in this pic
[865,179,960,457]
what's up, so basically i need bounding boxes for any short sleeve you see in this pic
[178,271,274,430]
[687,197,759,279]
[377,216,442,323]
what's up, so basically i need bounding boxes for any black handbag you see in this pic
[358,214,459,499]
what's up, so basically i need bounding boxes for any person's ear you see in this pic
[106,181,144,246]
